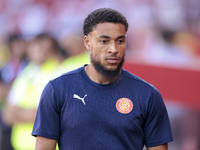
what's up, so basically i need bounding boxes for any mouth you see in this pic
[106,57,120,64]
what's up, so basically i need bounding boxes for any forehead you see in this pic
[90,23,126,38]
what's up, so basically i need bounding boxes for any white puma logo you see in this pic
[73,94,87,105]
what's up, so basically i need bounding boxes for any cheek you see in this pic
[91,50,99,61]
[119,43,126,50]
[91,43,109,61]
[91,45,100,57]
[118,45,126,55]
[120,48,126,55]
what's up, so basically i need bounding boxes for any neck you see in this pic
[84,65,121,84]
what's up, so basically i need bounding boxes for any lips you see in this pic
[106,57,120,63]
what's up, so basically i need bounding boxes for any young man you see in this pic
[32,8,173,150]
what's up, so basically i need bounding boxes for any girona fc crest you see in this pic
[116,98,133,114]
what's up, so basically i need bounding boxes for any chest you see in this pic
[60,86,146,136]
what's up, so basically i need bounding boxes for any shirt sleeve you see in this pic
[32,81,60,140]
[144,86,173,147]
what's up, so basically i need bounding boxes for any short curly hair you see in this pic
[83,8,128,35]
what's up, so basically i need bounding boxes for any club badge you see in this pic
[116,98,133,114]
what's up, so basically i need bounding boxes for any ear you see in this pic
[84,35,91,51]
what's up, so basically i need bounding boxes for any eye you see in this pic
[101,40,108,44]
[117,39,125,44]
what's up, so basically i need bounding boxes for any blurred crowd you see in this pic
[0,32,89,150]
[0,0,200,150]
[0,0,200,69]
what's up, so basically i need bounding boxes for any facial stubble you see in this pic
[91,54,125,79]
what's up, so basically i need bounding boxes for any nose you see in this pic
[108,42,118,54]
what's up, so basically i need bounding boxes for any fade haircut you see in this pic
[83,8,128,36]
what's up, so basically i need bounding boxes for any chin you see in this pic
[91,55,125,78]
[106,65,118,71]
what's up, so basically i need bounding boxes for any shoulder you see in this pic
[50,66,84,86]
[121,69,154,89]
[122,69,164,103]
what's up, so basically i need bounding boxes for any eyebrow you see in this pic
[117,35,126,39]
[99,35,110,39]
[99,35,126,39]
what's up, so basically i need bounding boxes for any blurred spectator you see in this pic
[2,33,60,150]
[143,29,193,65]
[0,39,9,69]
[0,34,28,85]
[59,32,87,57]
[173,31,200,57]
[0,33,28,150]
[55,32,90,77]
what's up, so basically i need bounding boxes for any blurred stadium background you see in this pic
[0,0,200,150]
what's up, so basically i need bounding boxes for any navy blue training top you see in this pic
[32,66,173,150]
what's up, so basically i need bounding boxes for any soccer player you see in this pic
[32,8,173,150]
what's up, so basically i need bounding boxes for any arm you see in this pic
[147,143,168,150]
[144,87,173,148]
[32,82,60,148]
[35,136,57,150]
[0,82,11,102]
[2,101,37,126]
